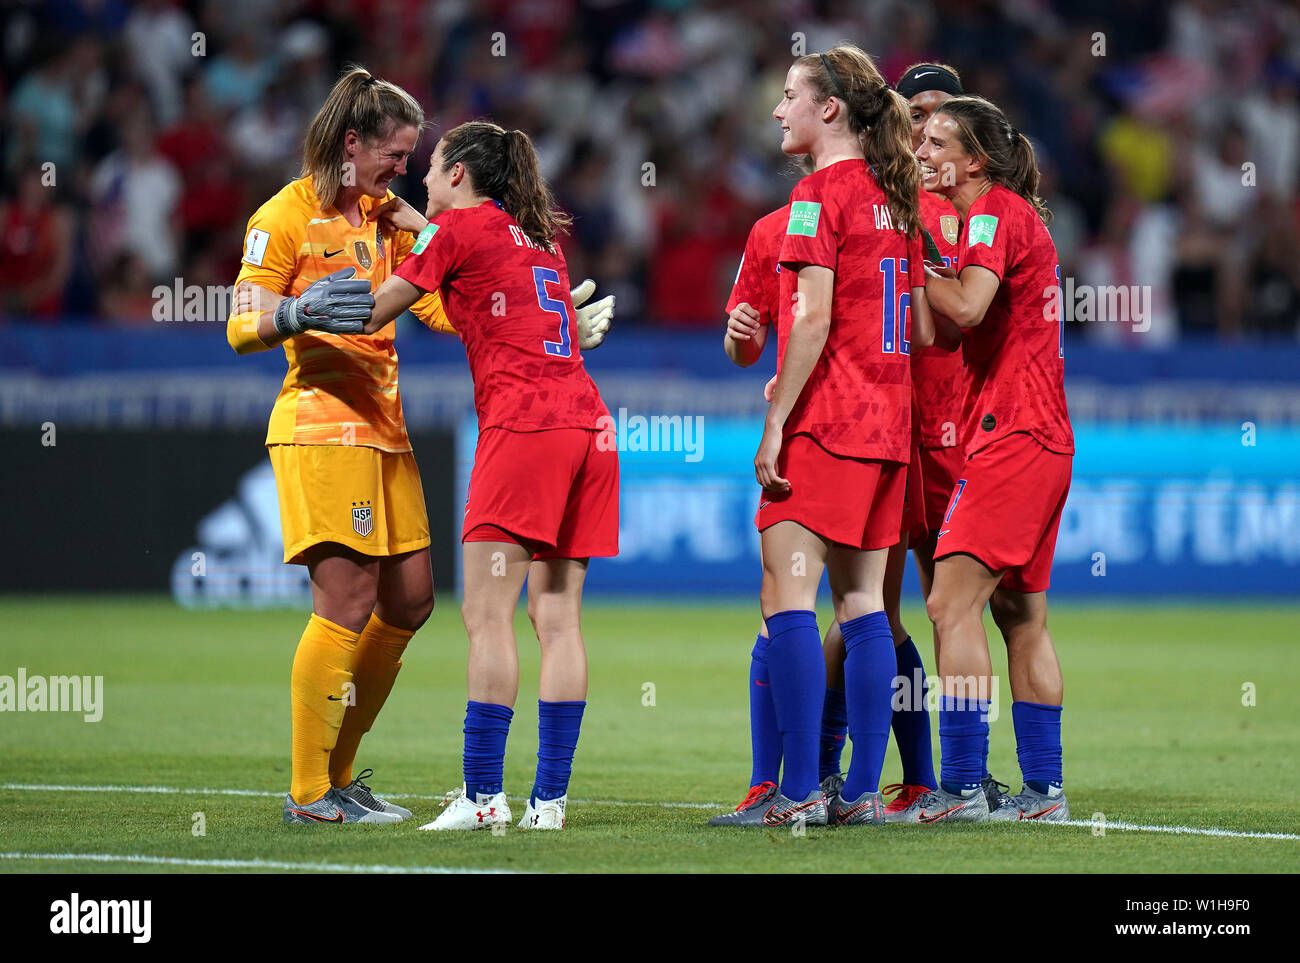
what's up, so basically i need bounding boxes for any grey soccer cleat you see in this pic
[887,784,990,824]
[989,784,1070,822]
[708,781,778,826]
[829,789,885,826]
[762,788,829,827]
[282,787,403,824]
[819,771,845,807]
[982,775,1017,820]
[336,768,414,820]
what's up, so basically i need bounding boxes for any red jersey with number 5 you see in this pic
[776,159,924,463]
[956,185,1072,457]
[394,201,609,432]
[912,188,967,447]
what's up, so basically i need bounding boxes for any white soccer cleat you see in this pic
[417,785,511,831]
[517,793,567,830]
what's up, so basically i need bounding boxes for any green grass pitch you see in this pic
[0,596,1296,873]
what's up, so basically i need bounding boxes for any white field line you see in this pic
[0,852,520,874]
[2,782,1296,840]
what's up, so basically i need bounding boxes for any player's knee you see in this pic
[404,587,435,630]
[925,589,961,632]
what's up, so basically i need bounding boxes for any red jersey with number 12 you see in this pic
[394,201,609,432]
[956,185,1073,457]
[776,159,924,463]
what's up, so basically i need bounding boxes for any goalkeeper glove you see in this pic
[570,278,614,350]
[273,267,375,337]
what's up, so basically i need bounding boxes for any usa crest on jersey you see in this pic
[352,500,373,537]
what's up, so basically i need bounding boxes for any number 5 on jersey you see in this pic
[533,266,573,358]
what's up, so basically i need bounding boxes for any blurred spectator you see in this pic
[90,108,182,281]
[0,168,74,319]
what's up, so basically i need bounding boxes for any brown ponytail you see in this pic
[300,65,425,211]
[439,121,571,250]
[795,43,920,237]
[934,96,1052,225]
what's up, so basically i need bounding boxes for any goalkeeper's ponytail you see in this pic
[439,121,571,251]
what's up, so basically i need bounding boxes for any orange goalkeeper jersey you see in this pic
[230,176,454,452]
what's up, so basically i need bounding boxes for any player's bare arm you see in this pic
[724,301,768,367]
[363,275,425,334]
[755,264,832,491]
[922,263,1000,328]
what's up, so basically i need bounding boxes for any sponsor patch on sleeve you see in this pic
[786,201,822,237]
[243,228,270,266]
[967,214,999,248]
[411,222,439,255]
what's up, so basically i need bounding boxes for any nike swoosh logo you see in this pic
[937,530,950,538]
[323,248,343,258]
[290,808,344,823]
[919,805,964,823]
[754,681,770,686]
[840,800,878,822]
[1022,803,1062,820]
[327,695,342,700]
[763,799,820,825]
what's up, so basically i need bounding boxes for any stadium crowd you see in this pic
[2,0,1299,341]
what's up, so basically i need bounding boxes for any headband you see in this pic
[895,64,964,99]
[819,53,848,101]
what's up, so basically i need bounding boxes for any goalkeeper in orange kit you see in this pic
[227,66,613,824]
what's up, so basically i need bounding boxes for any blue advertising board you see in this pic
[456,417,1300,597]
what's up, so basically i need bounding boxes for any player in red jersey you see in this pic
[893,96,1073,823]
[709,204,788,824]
[742,43,937,828]
[316,121,618,831]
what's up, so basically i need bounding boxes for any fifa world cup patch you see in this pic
[351,500,374,537]
[411,223,439,254]
[243,228,270,266]
[967,214,999,248]
[786,201,822,236]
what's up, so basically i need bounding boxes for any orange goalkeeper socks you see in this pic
[289,614,361,805]
[329,612,414,788]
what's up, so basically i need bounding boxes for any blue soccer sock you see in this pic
[1012,700,1063,793]
[892,636,937,790]
[531,699,585,803]
[764,609,824,800]
[749,634,782,787]
[818,686,848,782]
[463,700,513,800]
[939,695,989,796]
[840,611,895,800]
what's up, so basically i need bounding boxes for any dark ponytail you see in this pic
[934,96,1052,225]
[439,121,571,249]
[795,43,920,237]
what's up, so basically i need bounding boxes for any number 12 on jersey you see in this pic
[879,258,911,355]
[532,266,573,358]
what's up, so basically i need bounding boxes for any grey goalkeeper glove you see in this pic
[273,267,375,336]
[570,279,614,350]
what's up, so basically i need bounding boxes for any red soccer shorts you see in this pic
[463,426,619,559]
[934,431,1072,593]
[755,432,906,551]
[915,443,965,540]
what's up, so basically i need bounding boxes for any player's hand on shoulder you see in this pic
[726,302,763,342]
[571,278,614,350]
[273,267,375,337]
[369,195,428,236]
